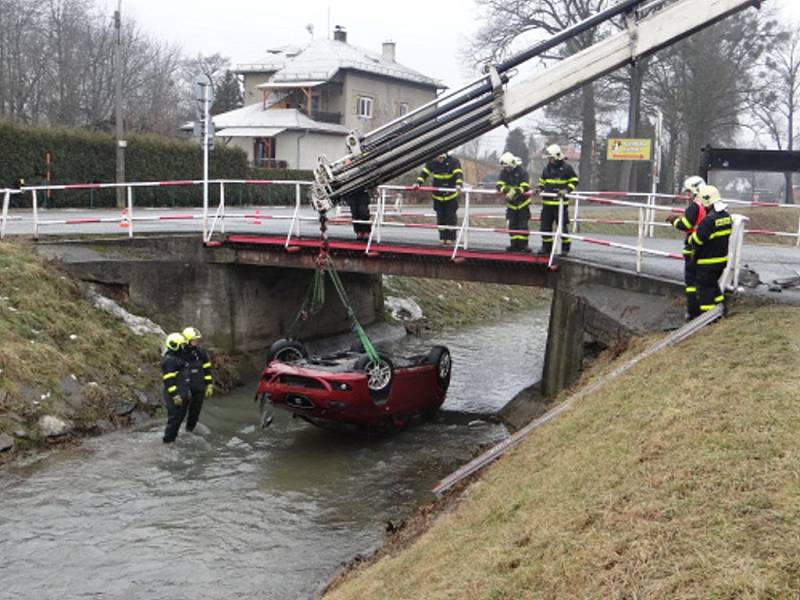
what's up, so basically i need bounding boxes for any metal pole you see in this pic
[202,83,210,241]
[649,111,663,238]
[32,190,39,240]
[1,190,9,240]
[220,182,226,236]
[636,206,644,273]
[114,0,126,209]
[126,186,134,239]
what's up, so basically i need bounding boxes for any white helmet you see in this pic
[499,151,517,168]
[545,144,563,160]
[682,175,706,197]
[697,184,721,207]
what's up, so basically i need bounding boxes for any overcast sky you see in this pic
[101,0,800,151]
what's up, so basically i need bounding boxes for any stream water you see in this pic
[0,305,550,600]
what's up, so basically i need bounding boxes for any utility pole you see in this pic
[114,0,126,208]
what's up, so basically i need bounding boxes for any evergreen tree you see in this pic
[503,127,529,168]
[212,70,243,115]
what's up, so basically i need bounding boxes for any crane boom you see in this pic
[310,0,764,212]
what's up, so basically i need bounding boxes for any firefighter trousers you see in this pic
[434,198,458,241]
[696,266,726,314]
[540,204,571,251]
[506,206,530,249]
[684,257,700,319]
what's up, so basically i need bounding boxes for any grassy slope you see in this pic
[0,241,162,445]
[326,305,800,599]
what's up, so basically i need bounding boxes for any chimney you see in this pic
[333,25,347,43]
[382,41,396,62]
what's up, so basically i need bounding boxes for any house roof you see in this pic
[235,38,442,89]
[212,104,348,136]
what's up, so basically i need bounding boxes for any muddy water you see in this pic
[0,306,549,599]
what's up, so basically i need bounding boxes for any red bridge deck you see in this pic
[222,235,554,267]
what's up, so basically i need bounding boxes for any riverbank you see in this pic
[323,304,800,599]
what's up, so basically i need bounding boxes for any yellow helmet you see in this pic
[182,326,202,342]
[697,184,721,207]
[165,332,186,351]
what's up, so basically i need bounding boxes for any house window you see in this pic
[398,102,409,116]
[357,95,373,119]
[254,137,276,167]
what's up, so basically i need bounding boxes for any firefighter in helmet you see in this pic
[688,184,732,317]
[496,152,532,252]
[161,332,191,443]
[182,326,214,433]
[666,175,706,319]
[537,144,579,255]
[414,152,463,245]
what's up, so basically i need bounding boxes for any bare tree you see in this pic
[750,26,800,203]
[642,13,776,192]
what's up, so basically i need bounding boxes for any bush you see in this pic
[0,120,249,208]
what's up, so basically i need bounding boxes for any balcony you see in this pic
[306,109,343,125]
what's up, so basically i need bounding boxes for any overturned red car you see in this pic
[255,338,452,434]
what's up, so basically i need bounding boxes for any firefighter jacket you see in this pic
[161,349,190,400]
[185,344,213,391]
[496,166,531,210]
[416,156,464,201]
[538,160,579,205]
[688,207,732,269]
[672,200,706,256]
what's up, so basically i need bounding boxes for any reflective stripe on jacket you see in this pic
[416,156,464,201]
[689,209,732,267]
[161,350,190,399]
[538,160,578,205]
[673,200,706,256]
[497,165,531,209]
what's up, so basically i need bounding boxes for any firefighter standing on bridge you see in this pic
[496,152,532,252]
[688,184,732,316]
[537,144,579,255]
[414,152,463,245]
[666,175,706,320]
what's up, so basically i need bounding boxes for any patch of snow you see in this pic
[384,296,424,322]
[85,286,166,337]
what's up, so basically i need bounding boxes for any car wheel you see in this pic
[427,346,451,392]
[354,354,394,399]
[268,338,308,363]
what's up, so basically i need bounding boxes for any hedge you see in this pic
[0,120,312,208]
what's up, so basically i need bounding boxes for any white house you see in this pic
[214,26,443,170]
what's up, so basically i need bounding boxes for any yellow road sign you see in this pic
[607,138,652,161]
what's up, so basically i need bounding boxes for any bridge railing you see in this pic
[0,178,765,290]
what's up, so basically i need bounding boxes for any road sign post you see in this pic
[194,75,215,241]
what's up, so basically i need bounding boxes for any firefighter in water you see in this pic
[414,152,463,245]
[688,184,732,317]
[666,175,706,320]
[161,332,191,444]
[496,152,532,252]
[537,144,579,255]
[182,326,214,433]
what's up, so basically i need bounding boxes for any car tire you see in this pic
[427,345,452,392]
[268,338,308,363]
[354,353,394,400]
